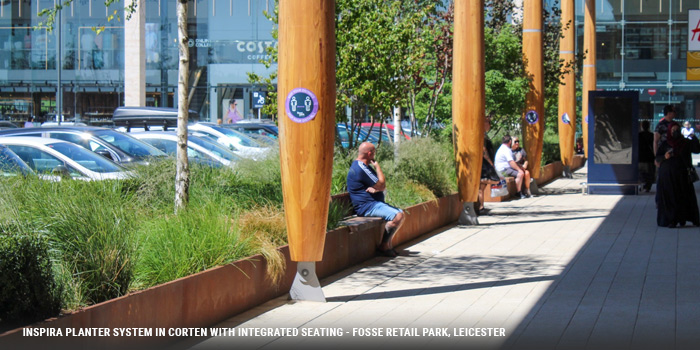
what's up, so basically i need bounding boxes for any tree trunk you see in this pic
[174,0,190,213]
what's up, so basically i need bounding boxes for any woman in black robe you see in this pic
[655,122,700,227]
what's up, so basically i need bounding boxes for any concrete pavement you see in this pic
[180,164,700,350]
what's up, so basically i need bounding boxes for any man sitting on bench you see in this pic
[494,135,530,199]
[346,142,405,257]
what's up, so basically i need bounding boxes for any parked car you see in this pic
[0,137,131,180]
[223,123,279,139]
[112,106,199,132]
[336,123,380,148]
[0,121,19,129]
[130,131,242,168]
[0,143,34,176]
[219,123,279,146]
[0,126,166,166]
[360,122,411,141]
[188,123,271,160]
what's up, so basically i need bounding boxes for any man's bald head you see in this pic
[358,142,375,155]
[357,142,377,162]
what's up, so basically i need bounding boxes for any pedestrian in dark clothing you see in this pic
[638,120,655,192]
[655,122,700,227]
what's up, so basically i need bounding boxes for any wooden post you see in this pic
[558,0,576,173]
[582,0,596,157]
[278,0,336,262]
[452,0,485,221]
[522,0,545,179]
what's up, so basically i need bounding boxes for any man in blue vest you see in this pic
[347,142,405,257]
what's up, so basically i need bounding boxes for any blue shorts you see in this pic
[364,201,403,221]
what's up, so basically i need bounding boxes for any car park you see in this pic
[219,123,278,146]
[0,121,19,129]
[0,137,131,181]
[0,144,34,176]
[188,123,271,160]
[223,122,278,139]
[0,126,166,166]
[336,123,380,148]
[360,122,411,141]
[130,131,242,168]
[112,106,199,132]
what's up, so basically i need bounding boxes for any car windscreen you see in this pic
[189,136,243,162]
[48,143,125,173]
[93,130,166,158]
[0,146,33,175]
[209,125,263,147]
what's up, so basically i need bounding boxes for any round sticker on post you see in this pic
[585,114,589,124]
[561,113,571,125]
[525,110,539,125]
[285,88,319,124]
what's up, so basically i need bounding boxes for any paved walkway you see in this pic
[181,162,700,350]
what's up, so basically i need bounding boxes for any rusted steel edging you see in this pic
[1,195,461,349]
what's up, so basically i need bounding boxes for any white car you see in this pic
[130,131,242,168]
[188,123,271,160]
[0,137,132,181]
[0,144,34,177]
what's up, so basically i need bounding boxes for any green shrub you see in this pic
[0,228,62,325]
[331,149,356,194]
[385,177,437,208]
[393,138,457,198]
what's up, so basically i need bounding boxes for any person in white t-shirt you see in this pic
[681,121,695,139]
[494,134,529,199]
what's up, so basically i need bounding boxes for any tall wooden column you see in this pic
[278,0,335,301]
[522,0,545,179]
[558,0,576,176]
[452,0,485,225]
[582,0,596,157]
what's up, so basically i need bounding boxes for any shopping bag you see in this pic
[490,180,509,197]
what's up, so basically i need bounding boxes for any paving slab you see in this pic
[180,164,700,350]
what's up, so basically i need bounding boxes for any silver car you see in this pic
[0,137,131,181]
[130,131,242,168]
[188,123,271,160]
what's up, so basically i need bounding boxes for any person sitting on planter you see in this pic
[346,142,405,258]
[510,136,532,198]
[494,134,530,199]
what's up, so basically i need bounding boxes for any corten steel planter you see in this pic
[1,195,461,350]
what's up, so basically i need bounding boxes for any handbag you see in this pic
[490,180,509,197]
[689,167,699,183]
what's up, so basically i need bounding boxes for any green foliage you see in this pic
[541,129,562,166]
[385,179,437,209]
[0,229,62,326]
[484,25,529,134]
[327,200,353,230]
[391,138,456,198]
[133,203,253,288]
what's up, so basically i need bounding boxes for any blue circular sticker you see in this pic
[525,110,539,124]
[285,88,319,123]
[561,113,571,125]
[585,114,589,124]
